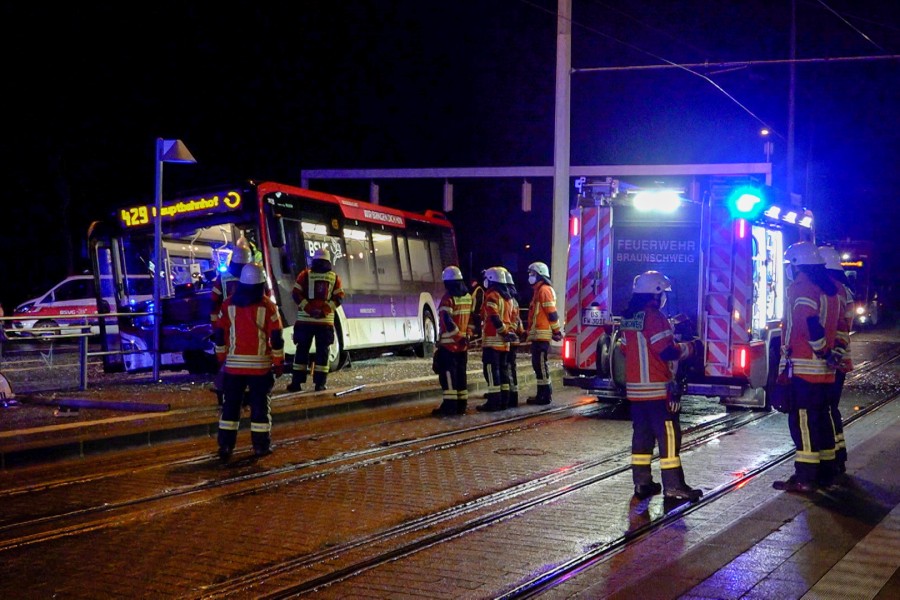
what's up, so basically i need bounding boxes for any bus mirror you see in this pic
[268,213,285,248]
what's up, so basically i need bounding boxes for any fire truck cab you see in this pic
[562,176,814,409]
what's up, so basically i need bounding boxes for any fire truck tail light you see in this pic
[570,216,580,237]
[733,345,748,376]
[563,336,576,368]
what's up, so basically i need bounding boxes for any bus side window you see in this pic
[396,236,412,281]
[408,237,433,282]
[428,241,442,283]
[372,231,400,290]
[345,227,377,290]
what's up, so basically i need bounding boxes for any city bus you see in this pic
[87,180,459,374]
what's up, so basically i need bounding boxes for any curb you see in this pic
[0,366,564,469]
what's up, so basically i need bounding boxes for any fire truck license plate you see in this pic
[581,307,609,326]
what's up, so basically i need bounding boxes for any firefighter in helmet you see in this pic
[501,267,525,408]
[477,266,518,411]
[214,263,284,460]
[431,265,474,416]
[772,241,840,493]
[818,245,854,476]
[287,248,345,392]
[525,261,561,405]
[208,236,252,406]
[621,270,703,501]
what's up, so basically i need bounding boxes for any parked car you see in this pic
[11,275,153,336]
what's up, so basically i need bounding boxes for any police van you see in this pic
[11,275,153,336]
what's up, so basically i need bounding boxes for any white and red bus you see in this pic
[88,180,459,373]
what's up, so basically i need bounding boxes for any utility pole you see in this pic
[551,0,572,331]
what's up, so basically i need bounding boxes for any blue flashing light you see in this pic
[726,186,766,220]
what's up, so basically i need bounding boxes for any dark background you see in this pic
[2,1,897,312]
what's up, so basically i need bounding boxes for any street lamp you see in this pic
[761,128,774,163]
[152,138,197,381]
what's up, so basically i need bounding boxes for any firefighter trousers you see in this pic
[292,323,335,387]
[434,347,468,413]
[630,399,683,488]
[825,369,848,468]
[218,372,274,453]
[789,377,837,484]
[480,347,509,409]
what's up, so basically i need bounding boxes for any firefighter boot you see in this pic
[632,465,661,499]
[286,370,306,393]
[313,371,328,392]
[431,392,457,416]
[507,390,519,409]
[527,385,552,406]
[456,390,468,415]
[500,388,510,410]
[662,467,702,502]
[476,392,504,412]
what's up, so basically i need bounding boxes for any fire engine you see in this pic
[562,176,814,409]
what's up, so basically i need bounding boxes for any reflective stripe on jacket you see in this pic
[621,308,692,401]
[215,298,284,376]
[292,269,344,326]
[780,273,839,383]
[527,282,560,342]
[438,292,473,352]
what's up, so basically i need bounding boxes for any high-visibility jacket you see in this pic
[215,297,284,376]
[834,279,854,373]
[620,307,693,402]
[438,292,473,352]
[209,272,240,324]
[482,288,511,351]
[780,272,839,384]
[505,294,524,347]
[292,269,344,326]
[527,282,560,342]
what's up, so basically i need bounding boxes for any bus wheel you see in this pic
[415,309,437,358]
[329,319,348,372]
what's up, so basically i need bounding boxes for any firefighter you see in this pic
[620,270,703,501]
[208,237,252,406]
[525,261,562,405]
[501,267,525,408]
[819,245,854,475]
[287,248,345,392]
[477,267,518,411]
[431,266,474,416]
[213,263,285,460]
[773,242,841,493]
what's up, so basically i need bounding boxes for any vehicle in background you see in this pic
[10,275,153,336]
[831,239,880,329]
[562,176,815,410]
[87,180,459,373]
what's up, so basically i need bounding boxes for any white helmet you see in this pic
[239,263,266,285]
[442,265,464,281]
[528,262,550,279]
[312,248,332,262]
[633,270,672,294]
[817,246,843,271]
[231,235,252,265]
[499,267,514,285]
[784,241,824,266]
[484,267,505,285]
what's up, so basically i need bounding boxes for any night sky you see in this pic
[2,0,898,311]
